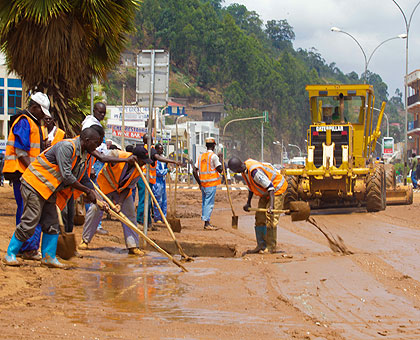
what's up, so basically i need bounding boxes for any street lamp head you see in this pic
[331,27,341,32]
[273,141,280,145]
[398,33,408,39]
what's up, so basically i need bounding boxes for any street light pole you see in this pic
[391,0,420,185]
[331,27,406,83]
[288,143,301,156]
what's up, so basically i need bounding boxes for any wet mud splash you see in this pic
[307,217,353,255]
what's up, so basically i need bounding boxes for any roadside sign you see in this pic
[382,137,394,158]
[263,110,269,123]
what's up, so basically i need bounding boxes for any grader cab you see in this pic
[284,84,412,211]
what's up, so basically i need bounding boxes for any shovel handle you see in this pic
[134,162,192,261]
[248,208,289,214]
[95,199,188,272]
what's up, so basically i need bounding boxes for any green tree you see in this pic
[0,0,139,135]
[265,19,295,50]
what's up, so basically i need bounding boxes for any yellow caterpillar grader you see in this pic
[283,84,412,211]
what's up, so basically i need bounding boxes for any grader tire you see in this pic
[284,175,299,210]
[384,164,396,190]
[366,165,385,212]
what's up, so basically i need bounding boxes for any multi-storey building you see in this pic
[407,69,420,155]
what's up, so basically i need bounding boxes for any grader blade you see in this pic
[386,185,413,205]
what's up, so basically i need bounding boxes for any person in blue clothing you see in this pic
[152,144,168,222]
[3,92,51,260]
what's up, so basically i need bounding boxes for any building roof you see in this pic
[193,103,224,110]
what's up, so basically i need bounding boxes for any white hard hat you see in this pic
[31,92,51,117]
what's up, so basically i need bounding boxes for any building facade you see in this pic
[407,69,420,155]
[0,54,22,144]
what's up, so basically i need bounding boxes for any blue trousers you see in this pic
[412,170,417,189]
[201,186,217,222]
[152,177,167,222]
[13,180,41,252]
[137,179,152,224]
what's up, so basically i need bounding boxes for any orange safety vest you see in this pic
[22,138,92,209]
[97,151,140,196]
[199,151,221,187]
[51,128,65,146]
[3,113,47,176]
[143,144,156,184]
[242,159,287,197]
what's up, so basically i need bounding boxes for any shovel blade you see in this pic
[57,232,77,260]
[289,201,310,221]
[232,215,239,229]
[167,218,182,233]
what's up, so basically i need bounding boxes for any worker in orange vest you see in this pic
[137,134,181,225]
[192,137,223,230]
[2,126,115,268]
[228,157,288,254]
[45,114,65,147]
[79,145,153,255]
[3,92,50,260]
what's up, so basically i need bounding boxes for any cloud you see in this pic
[224,0,420,97]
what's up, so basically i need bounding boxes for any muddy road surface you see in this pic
[1,185,420,339]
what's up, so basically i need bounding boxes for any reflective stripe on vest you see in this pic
[144,145,156,184]
[97,151,140,195]
[3,114,46,174]
[199,151,221,187]
[242,159,287,197]
[22,138,92,209]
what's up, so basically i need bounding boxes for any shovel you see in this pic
[222,158,238,229]
[248,201,310,222]
[166,163,182,232]
[56,206,77,260]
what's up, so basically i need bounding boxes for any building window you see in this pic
[7,78,22,88]
[8,90,22,115]
[0,78,4,87]
[0,89,3,114]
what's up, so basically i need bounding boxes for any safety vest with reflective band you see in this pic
[22,138,92,210]
[242,159,287,197]
[51,128,65,146]
[143,144,156,184]
[3,113,47,176]
[97,151,140,196]
[199,151,221,187]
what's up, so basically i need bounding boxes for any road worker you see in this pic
[192,137,222,230]
[228,156,288,253]
[3,126,113,268]
[79,145,153,255]
[3,92,50,260]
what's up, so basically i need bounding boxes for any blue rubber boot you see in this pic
[3,233,24,266]
[250,226,267,253]
[41,233,66,269]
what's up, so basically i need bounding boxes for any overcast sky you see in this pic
[224,0,420,98]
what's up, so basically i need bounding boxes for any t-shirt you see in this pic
[81,115,102,130]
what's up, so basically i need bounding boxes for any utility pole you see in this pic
[121,84,126,148]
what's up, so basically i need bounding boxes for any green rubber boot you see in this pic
[248,226,267,253]
[266,227,277,253]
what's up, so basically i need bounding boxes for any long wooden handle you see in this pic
[248,207,289,214]
[134,162,192,261]
[95,199,188,272]
[222,159,236,217]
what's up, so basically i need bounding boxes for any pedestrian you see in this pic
[3,126,108,268]
[152,143,168,223]
[192,137,222,230]
[3,92,51,260]
[411,153,417,189]
[228,156,288,254]
[79,145,153,255]
[137,134,180,226]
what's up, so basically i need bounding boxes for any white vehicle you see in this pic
[290,156,306,166]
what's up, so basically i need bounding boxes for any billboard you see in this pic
[382,137,394,158]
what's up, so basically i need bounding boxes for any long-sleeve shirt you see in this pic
[249,168,274,192]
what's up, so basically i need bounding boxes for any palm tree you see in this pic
[0,0,140,135]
